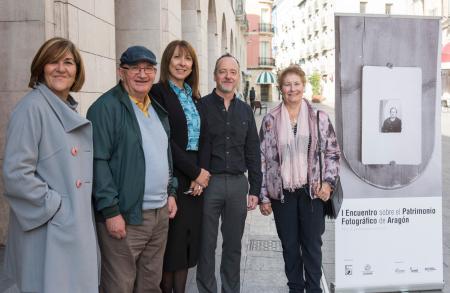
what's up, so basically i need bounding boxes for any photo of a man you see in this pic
[381,106,402,133]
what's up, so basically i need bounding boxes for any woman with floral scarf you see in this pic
[259,65,340,293]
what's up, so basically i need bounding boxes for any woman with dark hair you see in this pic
[259,65,340,293]
[2,37,98,293]
[150,40,210,293]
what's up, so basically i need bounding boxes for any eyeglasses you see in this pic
[121,65,156,75]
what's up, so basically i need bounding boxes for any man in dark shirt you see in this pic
[196,54,262,293]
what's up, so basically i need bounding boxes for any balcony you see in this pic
[259,23,274,34]
[235,0,245,20]
[258,57,276,67]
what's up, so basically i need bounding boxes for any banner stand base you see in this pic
[330,282,444,293]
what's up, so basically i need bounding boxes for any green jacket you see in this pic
[87,82,176,225]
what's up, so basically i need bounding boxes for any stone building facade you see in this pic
[272,0,446,106]
[246,0,276,102]
[0,0,248,244]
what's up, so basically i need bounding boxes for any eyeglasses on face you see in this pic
[121,65,156,75]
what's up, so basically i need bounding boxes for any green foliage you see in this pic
[308,72,322,96]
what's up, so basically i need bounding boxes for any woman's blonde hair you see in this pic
[277,65,306,89]
[29,37,85,91]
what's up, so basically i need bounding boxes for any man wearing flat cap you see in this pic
[87,45,178,293]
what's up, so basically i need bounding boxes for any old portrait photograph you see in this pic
[379,100,402,133]
[362,66,422,165]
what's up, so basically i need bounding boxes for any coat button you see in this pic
[76,180,82,188]
[71,147,78,156]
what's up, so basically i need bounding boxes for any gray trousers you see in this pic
[196,174,249,293]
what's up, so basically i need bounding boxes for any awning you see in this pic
[256,71,276,84]
[442,42,450,62]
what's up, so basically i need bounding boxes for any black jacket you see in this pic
[150,82,210,180]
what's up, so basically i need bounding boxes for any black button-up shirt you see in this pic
[201,89,262,196]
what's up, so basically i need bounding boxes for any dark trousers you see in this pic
[271,188,325,293]
[196,174,249,293]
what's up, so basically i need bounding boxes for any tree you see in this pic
[308,71,323,103]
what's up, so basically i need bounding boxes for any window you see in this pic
[385,3,393,15]
[260,41,270,58]
[428,8,438,16]
[261,8,270,23]
[360,1,367,14]
[413,0,424,15]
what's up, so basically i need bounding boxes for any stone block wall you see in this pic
[0,0,247,245]
[0,0,116,244]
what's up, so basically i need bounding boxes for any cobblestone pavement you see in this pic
[1,101,449,293]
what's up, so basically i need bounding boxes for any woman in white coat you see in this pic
[2,37,99,293]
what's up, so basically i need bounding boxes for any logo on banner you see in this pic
[424,267,436,272]
[395,267,405,274]
[345,265,353,275]
[363,264,373,275]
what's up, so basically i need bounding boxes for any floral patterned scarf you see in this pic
[278,100,309,191]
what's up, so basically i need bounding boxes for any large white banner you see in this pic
[333,14,443,293]
[334,197,443,292]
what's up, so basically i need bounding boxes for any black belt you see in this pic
[212,173,245,177]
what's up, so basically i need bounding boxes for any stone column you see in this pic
[0,0,47,244]
[182,0,209,94]
[115,0,182,67]
[0,0,116,244]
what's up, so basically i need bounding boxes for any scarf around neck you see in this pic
[279,100,310,191]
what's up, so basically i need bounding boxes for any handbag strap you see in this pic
[317,110,323,189]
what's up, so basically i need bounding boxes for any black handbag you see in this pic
[316,110,343,219]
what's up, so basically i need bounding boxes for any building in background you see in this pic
[246,0,277,102]
[0,0,248,244]
[273,0,448,106]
